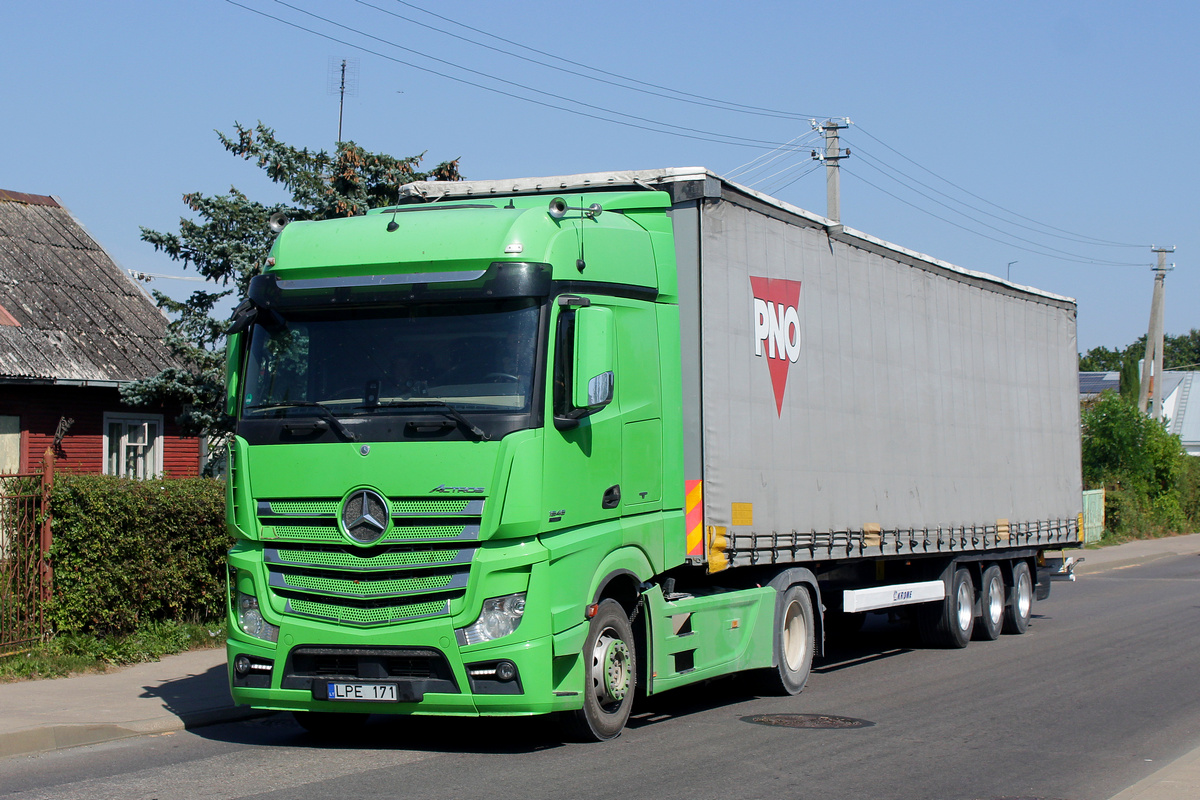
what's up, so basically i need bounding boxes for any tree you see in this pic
[1080,329,1200,373]
[120,123,461,468]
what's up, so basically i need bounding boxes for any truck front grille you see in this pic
[256,495,484,626]
[282,646,459,693]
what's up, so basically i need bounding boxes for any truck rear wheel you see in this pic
[1004,560,1033,635]
[918,567,974,648]
[562,598,636,741]
[975,564,1004,641]
[757,584,815,696]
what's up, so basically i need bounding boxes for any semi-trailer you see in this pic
[224,167,1082,740]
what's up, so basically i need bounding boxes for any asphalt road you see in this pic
[3,552,1199,800]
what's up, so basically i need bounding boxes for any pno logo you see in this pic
[750,276,803,416]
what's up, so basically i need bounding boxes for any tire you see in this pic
[1004,560,1033,635]
[292,710,369,737]
[917,567,975,648]
[757,584,816,696]
[975,564,1004,641]
[562,598,636,741]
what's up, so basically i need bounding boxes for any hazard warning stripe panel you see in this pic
[685,479,704,557]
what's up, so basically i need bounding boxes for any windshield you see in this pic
[242,299,541,420]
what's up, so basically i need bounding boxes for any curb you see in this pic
[1108,742,1200,800]
[0,705,273,760]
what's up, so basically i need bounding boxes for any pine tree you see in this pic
[120,122,460,469]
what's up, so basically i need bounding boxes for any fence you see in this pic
[0,450,53,656]
[1082,488,1105,544]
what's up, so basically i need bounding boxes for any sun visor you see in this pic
[246,262,552,309]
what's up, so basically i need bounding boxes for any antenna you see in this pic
[327,57,360,142]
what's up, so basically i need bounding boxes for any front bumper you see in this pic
[228,612,579,717]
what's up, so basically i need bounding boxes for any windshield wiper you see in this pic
[374,400,490,441]
[245,401,357,441]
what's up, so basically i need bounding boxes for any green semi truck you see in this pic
[224,168,1082,741]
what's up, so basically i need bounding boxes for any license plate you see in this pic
[322,681,414,702]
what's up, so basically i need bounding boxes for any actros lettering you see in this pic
[430,484,485,494]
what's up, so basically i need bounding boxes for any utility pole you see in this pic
[1137,246,1174,419]
[811,119,851,223]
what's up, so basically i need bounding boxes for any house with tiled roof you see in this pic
[0,190,200,476]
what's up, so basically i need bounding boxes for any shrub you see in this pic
[45,475,229,635]
[1082,391,1198,539]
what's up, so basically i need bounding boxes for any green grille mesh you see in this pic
[266,500,339,515]
[388,525,468,540]
[282,572,454,596]
[273,548,462,569]
[266,525,341,542]
[391,498,472,513]
[288,597,447,624]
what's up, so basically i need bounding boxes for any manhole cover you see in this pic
[741,713,874,729]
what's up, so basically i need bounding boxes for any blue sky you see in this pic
[5,1,1197,356]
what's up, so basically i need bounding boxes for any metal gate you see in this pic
[0,453,53,656]
[1082,488,1105,544]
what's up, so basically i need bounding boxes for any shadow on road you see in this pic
[138,661,236,723]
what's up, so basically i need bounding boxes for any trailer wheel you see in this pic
[1004,560,1033,635]
[562,598,636,741]
[757,584,815,696]
[975,564,1004,641]
[292,711,368,737]
[918,568,974,648]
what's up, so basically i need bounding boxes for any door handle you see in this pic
[602,484,621,509]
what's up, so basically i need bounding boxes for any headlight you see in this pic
[457,592,526,645]
[236,591,280,643]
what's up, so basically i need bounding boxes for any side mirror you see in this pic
[225,331,244,417]
[572,306,614,410]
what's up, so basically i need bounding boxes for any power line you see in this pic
[852,123,1149,249]
[846,140,1146,250]
[229,0,826,152]
[846,152,1145,264]
[840,166,1147,267]
[728,131,821,180]
[357,0,822,121]
[389,0,829,120]
[762,162,824,196]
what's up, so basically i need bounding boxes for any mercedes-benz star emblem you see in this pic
[341,489,389,544]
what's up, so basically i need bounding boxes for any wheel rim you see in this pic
[782,600,809,671]
[1016,571,1033,619]
[986,575,1004,625]
[589,629,630,711]
[956,580,973,631]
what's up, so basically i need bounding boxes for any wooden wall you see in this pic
[0,383,200,476]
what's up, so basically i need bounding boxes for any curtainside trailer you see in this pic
[223,168,1082,741]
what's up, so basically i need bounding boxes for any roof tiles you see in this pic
[0,192,178,382]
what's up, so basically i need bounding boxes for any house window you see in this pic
[104,413,163,479]
[0,415,19,474]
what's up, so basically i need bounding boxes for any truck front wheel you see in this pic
[563,598,636,741]
[757,584,815,696]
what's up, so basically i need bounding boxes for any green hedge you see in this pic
[47,475,229,635]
